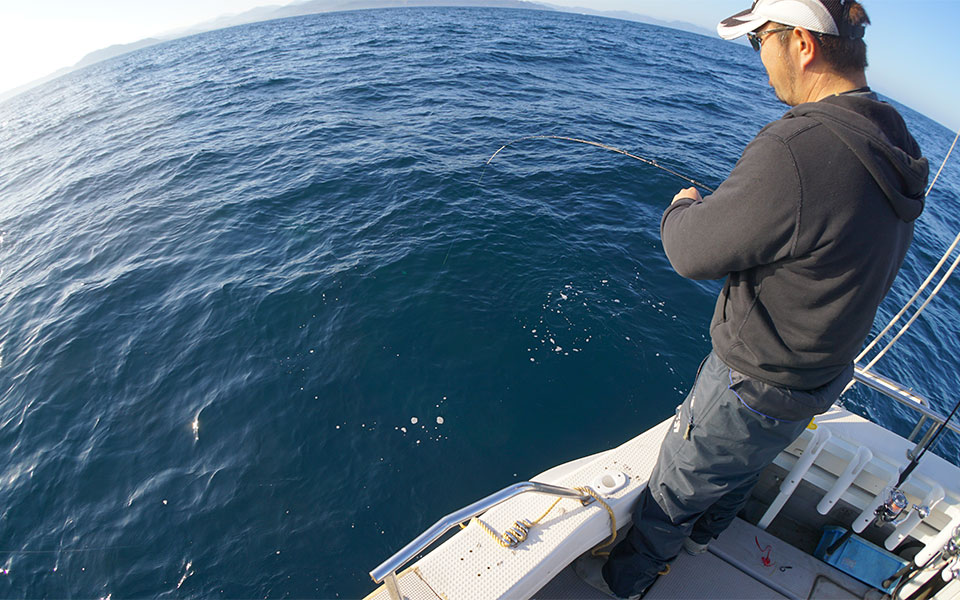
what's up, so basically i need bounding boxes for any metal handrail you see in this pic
[368,367,956,597]
[853,367,960,437]
[369,481,591,586]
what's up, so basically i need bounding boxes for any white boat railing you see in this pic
[369,481,593,599]
[367,366,957,600]
[852,367,960,451]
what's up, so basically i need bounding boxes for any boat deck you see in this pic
[367,405,960,600]
[533,518,877,600]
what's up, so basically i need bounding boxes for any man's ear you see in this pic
[793,27,819,71]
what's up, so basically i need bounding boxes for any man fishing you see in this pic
[577,0,929,598]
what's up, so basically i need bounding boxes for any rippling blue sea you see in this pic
[1,8,958,598]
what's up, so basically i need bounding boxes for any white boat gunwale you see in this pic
[367,366,960,600]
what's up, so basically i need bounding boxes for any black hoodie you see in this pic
[661,93,929,390]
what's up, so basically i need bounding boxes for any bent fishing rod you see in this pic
[442,135,716,267]
[825,391,960,558]
[480,135,716,193]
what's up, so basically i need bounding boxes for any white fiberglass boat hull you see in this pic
[367,405,960,600]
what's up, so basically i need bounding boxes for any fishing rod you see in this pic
[886,523,960,599]
[825,392,960,559]
[480,135,716,193]
[442,135,715,267]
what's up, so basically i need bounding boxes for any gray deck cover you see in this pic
[533,518,870,600]
[533,550,788,599]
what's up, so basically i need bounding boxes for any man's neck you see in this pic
[803,72,869,104]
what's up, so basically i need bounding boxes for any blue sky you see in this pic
[579,0,957,131]
[0,0,957,130]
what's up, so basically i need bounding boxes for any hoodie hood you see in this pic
[787,95,929,222]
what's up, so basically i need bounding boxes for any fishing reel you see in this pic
[946,555,960,583]
[875,488,908,522]
[942,526,960,582]
[874,487,929,525]
[944,524,960,556]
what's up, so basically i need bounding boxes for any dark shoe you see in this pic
[682,537,710,556]
[573,553,641,600]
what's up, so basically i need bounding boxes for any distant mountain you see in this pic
[74,38,165,70]
[0,38,165,102]
[170,0,712,39]
[169,0,557,37]
[541,5,714,38]
[1,0,712,102]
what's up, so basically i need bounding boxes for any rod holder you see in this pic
[759,427,831,529]
[818,446,872,515]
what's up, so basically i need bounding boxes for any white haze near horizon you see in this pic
[0,0,957,130]
[0,0,271,93]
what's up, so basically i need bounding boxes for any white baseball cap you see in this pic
[717,0,864,40]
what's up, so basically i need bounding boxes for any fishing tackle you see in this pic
[884,524,960,597]
[481,135,716,193]
[443,135,714,267]
[826,392,960,559]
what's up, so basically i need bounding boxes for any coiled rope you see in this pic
[467,486,618,557]
[846,126,960,393]
[481,135,716,193]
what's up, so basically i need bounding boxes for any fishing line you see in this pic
[480,135,716,193]
[442,135,715,266]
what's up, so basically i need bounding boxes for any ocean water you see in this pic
[0,8,958,599]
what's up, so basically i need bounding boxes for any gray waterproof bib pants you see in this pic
[603,352,851,598]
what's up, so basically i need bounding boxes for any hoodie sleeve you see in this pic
[660,131,802,280]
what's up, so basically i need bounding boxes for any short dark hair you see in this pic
[779,0,871,75]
